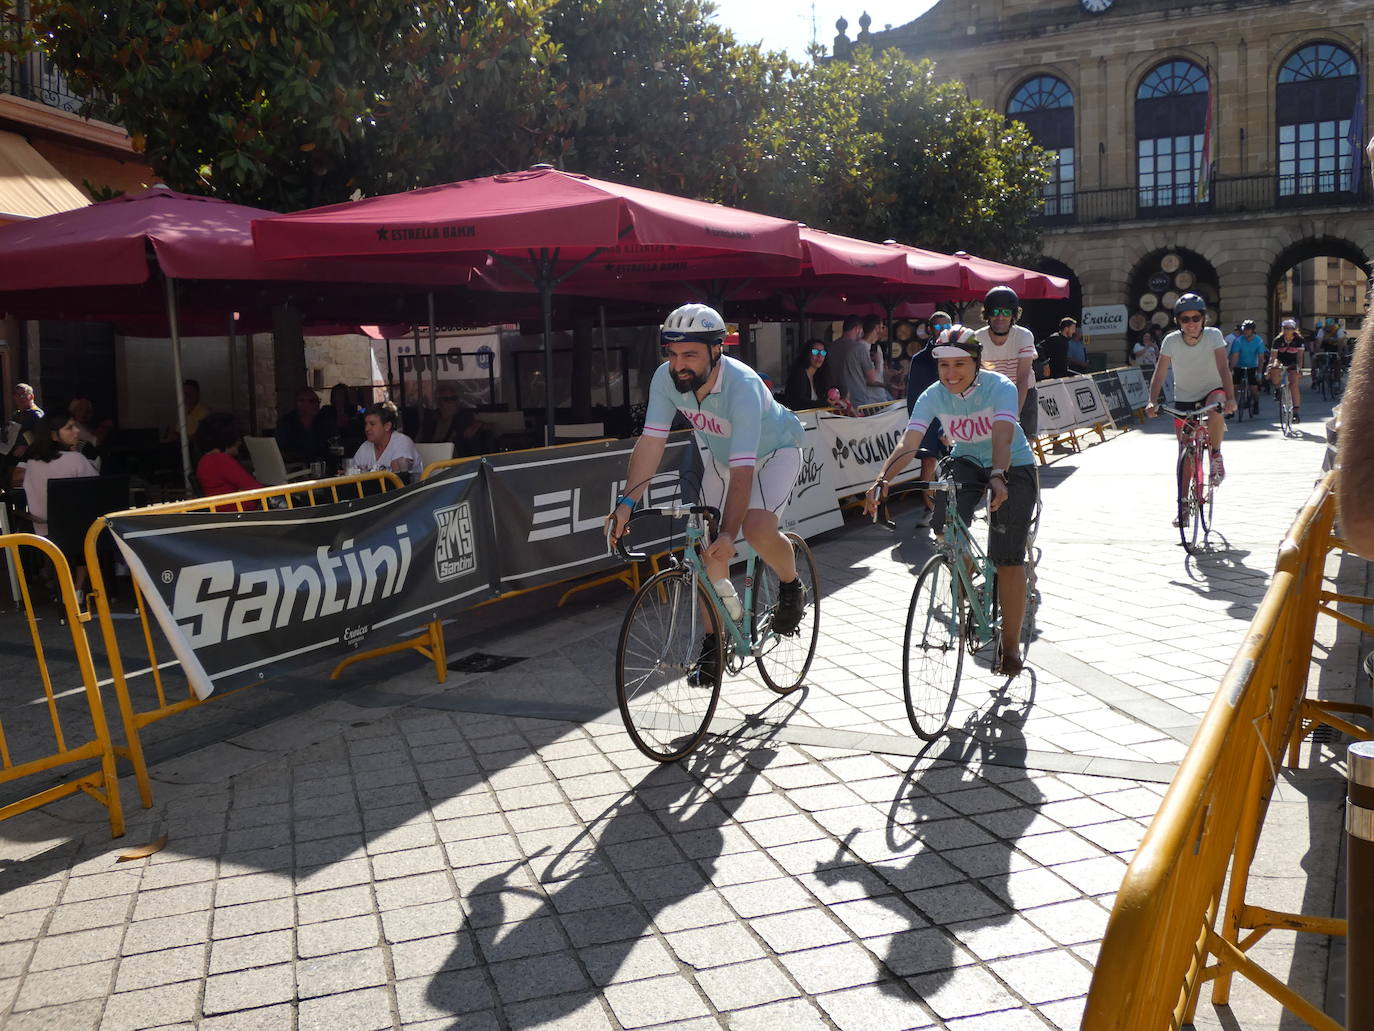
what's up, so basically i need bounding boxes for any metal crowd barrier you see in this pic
[1084,470,1371,1030]
[83,472,403,811]
[0,533,123,836]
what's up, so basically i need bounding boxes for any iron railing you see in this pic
[1036,172,1372,227]
[1,17,88,115]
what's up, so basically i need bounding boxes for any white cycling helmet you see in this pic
[660,303,727,345]
[933,324,982,359]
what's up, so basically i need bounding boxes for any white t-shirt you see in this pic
[975,325,1037,387]
[352,430,420,473]
[1161,327,1227,402]
[19,450,99,535]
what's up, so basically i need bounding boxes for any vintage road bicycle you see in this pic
[1269,365,1299,437]
[899,468,1039,741]
[1162,400,1222,553]
[612,503,819,762]
[1314,351,1344,402]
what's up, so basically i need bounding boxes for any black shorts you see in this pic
[1273,353,1300,370]
[931,457,1038,568]
[1231,367,1260,387]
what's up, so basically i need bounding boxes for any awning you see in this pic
[0,129,90,221]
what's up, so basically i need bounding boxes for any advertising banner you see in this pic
[1116,366,1149,410]
[1081,305,1129,335]
[485,434,695,592]
[781,411,844,539]
[1034,380,1078,434]
[816,402,921,500]
[107,465,493,700]
[1090,371,1133,425]
[1065,376,1112,428]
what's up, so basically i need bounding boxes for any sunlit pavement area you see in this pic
[0,389,1364,1030]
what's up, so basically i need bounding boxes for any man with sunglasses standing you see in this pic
[1145,293,1237,484]
[975,286,1040,439]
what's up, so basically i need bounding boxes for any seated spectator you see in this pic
[276,387,330,462]
[195,413,264,508]
[887,354,911,399]
[783,340,829,410]
[419,386,494,456]
[67,396,100,449]
[320,381,365,454]
[353,401,420,478]
[15,413,99,538]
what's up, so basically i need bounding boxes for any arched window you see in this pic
[1008,75,1075,218]
[1135,60,1210,211]
[1276,43,1361,200]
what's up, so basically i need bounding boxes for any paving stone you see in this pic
[830,895,928,938]
[719,876,816,918]
[122,913,212,956]
[391,933,479,980]
[209,929,293,974]
[297,914,381,958]
[562,903,648,947]
[779,942,884,993]
[502,992,617,1031]
[296,946,388,999]
[395,969,493,1023]
[295,858,373,894]
[297,987,395,1031]
[14,958,115,1010]
[814,982,936,1031]
[100,981,200,1030]
[28,925,123,972]
[603,973,712,1028]
[3,998,103,1031]
[490,950,590,1003]
[202,963,295,1015]
[45,896,131,935]
[910,964,1023,1020]
[696,956,799,1010]
[474,917,565,962]
[130,882,214,922]
[113,943,206,992]
[726,997,831,1031]
[990,950,1094,1005]
[214,872,294,907]
[211,897,295,939]
[61,871,143,904]
[579,935,678,986]
[750,907,850,952]
[370,845,447,881]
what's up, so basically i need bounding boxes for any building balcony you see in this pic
[2,17,89,115]
[1034,173,1372,228]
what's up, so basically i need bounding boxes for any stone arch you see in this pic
[1124,246,1221,341]
[1267,231,1371,330]
[1020,255,1081,342]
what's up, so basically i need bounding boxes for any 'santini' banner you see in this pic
[106,466,492,699]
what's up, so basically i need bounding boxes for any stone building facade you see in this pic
[847,0,1372,356]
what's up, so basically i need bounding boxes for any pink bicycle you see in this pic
[1162,400,1222,553]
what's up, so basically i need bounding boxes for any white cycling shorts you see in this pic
[699,445,801,525]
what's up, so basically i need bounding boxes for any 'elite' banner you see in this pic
[107,465,492,699]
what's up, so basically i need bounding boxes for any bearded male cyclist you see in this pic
[607,304,806,686]
[1146,293,1237,486]
[864,326,1039,676]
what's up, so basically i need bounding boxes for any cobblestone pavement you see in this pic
[0,390,1364,1030]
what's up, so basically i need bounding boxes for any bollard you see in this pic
[1350,740,1374,1031]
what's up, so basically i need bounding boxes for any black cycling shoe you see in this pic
[687,633,721,688]
[770,579,807,636]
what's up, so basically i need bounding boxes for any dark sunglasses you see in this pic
[810,348,827,357]
[1178,313,1203,324]
[989,307,1016,318]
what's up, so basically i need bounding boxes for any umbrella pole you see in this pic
[540,275,556,446]
[427,292,439,411]
[385,337,393,400]
[598,305,611,408]
[164,278,192,493]
[246,333,258,434]
[228,315,238,421]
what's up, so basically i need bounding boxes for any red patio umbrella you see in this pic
[253,166,805,443]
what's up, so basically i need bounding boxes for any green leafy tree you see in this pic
[25,0,560,209]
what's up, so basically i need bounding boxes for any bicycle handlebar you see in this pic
[1159,400,1223,420]
[610,505,722,562]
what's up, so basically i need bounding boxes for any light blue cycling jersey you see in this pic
[906,369,1035,467]
[642,355,803,467]
[1228,334,1267,369]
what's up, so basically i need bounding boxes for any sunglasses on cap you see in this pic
[988,307,1016,318]
[1178,313,1203,324]
[809,348,827,357]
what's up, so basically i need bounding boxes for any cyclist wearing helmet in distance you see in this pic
[975,285,1040,439]
[1146,293,1237,484]
[1227,319,1267,417]
[1269,317,1307,422]
[864,326,1039,676]
[608,303,807,686]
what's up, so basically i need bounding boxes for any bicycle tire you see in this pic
[1176,444,1196,551]
[1279,382,1293,437]
[615,568,723,762]
[990,559,1038,662]
[751,532,820,694]
[902,554,964,741]
[1190,453,1207,552]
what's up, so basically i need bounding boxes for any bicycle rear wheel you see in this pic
[902,555,964,741]
[751,532,820,694]
[615,568,723,762]
[1176,445,1196,550]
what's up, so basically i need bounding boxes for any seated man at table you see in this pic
[276,386,331,462]
[419,386,494,457]
[352,401,420,479]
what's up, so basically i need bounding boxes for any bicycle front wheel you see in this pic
[1279,383,1293,436]
[616,568,723,762]
[1176,445,1196,551]
[752,532,820,694]
[903,555,965,741]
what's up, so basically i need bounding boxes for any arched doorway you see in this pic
[1269,236,1370,338]
[1128,247,1221,352]
[1023,256,1081,342]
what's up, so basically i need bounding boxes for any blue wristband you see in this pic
[616,495,637,511]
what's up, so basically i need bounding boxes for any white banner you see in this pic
[1116,366,1149,409]
[1035,380,1078,434]
[816,403,921,500]
[1065,376,1112,428]
[1081,305,1128,335]
[784,411,845,538]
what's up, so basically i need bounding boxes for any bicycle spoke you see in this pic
[903,555,964,741]
[752,533,820,694]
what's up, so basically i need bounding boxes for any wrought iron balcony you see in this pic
[1035,172,1371,228]
[2,17,88,115]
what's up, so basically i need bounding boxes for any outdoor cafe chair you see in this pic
[242,436,312,487]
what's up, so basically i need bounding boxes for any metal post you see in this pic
[246,333,258,434]
[598,305,612,408]
[227,315,238,421]
[1349,740,1374,1030]
[540,257,557,446]
[384,337,393,400]
[427,292,439,408]
[162,278,192,491]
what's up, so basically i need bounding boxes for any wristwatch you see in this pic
[989,467,1007,482]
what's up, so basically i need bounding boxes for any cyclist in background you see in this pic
[1146,293,1236,484]
[608,303,807,686]
[1269,318,1306,423]
[1227,319,1267,417]
[975,285,1039,439]
[865,326,1039,676]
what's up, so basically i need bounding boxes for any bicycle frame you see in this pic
[924,480,999,647]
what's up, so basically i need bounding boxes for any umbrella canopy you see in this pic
[950,250,1071,300]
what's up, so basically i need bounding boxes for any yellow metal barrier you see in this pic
[0,533,123,837]
[84,472,403,810]
[1084,470,1369,1030]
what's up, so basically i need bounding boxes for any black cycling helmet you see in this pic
[1174,292,1207,315]
[983,285,1020,313]
[1240,318,1256,331]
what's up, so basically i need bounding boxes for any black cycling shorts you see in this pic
[1273,352,1300,369]
[1231,367,1260,387]
[931,457,1038,568]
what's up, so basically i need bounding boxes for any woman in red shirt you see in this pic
[194,413,263,509]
